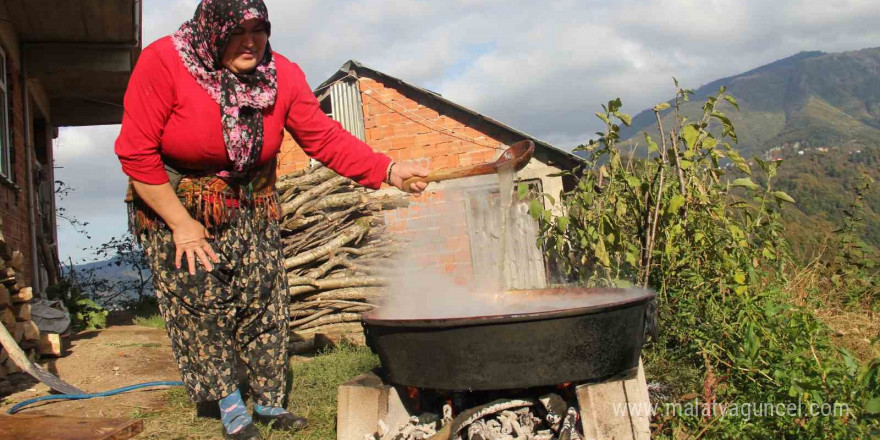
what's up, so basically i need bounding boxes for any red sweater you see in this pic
[115,36,390,189]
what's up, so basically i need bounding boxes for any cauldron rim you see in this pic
[362,286,655,328]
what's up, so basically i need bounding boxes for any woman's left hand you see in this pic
[388,161,429,195]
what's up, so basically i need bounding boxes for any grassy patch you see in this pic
[287,343,380,440]
[133,314,165,329]
[135,343,379,439]
[129,297,166,329]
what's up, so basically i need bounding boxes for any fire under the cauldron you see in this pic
[371,385,583,440]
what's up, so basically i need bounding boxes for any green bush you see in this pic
[527,84,880,438]
[45,275,108,332]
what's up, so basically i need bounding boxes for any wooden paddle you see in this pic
[402,140,535,188]
[0,322,84,395]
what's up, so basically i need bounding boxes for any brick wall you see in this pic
[276,73,533,284]
[0,50,33,284]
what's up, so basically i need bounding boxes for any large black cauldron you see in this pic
[362,287,656,391]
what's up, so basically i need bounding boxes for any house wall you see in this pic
[276,73,566,286]
[0,28,34,285]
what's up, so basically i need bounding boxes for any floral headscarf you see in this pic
[172,0,277,178]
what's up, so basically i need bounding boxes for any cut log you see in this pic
[293,322,365,336]
[297,287,385,302]
[276,166,338,193]
[0,285,8,307]
[290,305,373,326]
[284,219,370,270]
[21,321,39,341]
[13,303,30,321]
[288,276,387,296]
[11,287,32,303]
[289,299,376,312]
[11,274,26,292]
[281,175,350,217]
[296,312,362,330]
[0,307,14,326]
[40,333,62,357]
[9,251,24,271]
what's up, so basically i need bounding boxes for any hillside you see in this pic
[619,47,880,159]
[768,144,879,255]
[615,47,880,255]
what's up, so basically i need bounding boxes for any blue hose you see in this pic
[7,381,184,414]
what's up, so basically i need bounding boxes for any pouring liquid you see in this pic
[497,162,516,296]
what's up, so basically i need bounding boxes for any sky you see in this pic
[54,0,880,262]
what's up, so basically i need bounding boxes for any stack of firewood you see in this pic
[0,238,41,394]
[277,165,407,352]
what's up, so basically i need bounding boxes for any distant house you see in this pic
[277,60,583,289]
[0,2,142,296]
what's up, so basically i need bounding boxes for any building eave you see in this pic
[3,0,142,126]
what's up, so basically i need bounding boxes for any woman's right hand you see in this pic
[172,217,221,275]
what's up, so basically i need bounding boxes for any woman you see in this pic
[114,1,427,438]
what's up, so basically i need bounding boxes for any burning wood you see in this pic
[372,394,583,440]
[277,165,407,351]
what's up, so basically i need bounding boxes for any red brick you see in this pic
[389,136,415,150]
[369,138,392,152]
[434,142,453,156]
[413,107,440,120]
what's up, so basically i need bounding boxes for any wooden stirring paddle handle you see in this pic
[402,162,497,188]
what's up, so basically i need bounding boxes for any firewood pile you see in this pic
[277,165,408,352]
[374,395,582,440]
[0,227,41,395]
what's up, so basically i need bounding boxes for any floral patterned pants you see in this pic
[140,211,289,406]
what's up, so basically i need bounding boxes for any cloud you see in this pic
[54,0,880,261]
[55,125,129,263]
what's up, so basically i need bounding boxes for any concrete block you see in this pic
[337,371,410,440]
[577,358,651,440]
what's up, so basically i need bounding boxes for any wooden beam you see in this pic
[23,43,132,75]
[0,414,143,440]
[50,98,123,127]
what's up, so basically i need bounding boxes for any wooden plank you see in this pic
[0,414,144,440]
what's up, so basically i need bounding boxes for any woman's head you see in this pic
[180,0,273,74]
[222,18,269,74]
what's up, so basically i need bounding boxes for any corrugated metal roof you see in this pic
[315,60,584,169]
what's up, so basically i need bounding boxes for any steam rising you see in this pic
[369,173,650,320]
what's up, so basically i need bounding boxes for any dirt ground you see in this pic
[0,320,180,419]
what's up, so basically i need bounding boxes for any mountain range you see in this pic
[616,47,880,254]
[620,47,880,158]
